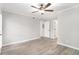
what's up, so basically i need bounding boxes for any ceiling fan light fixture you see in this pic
[31,3,54,15]
[39,10,44,13]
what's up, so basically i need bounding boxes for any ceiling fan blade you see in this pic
[44,10,54,12]
[32,11,38,13]
[44,3,51,9]
[31,5,39,9]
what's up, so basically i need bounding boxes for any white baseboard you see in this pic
[3,37,40,47]
[58,42,79,51]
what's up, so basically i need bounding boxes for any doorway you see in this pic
[44,21,50,37]
[40,20,50,38]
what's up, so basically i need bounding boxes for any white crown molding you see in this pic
[57,5,79,15]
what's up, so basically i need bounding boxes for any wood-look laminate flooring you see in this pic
[1,37,79,55]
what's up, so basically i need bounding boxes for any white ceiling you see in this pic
[0,3,79,20]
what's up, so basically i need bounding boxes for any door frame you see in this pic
[40,20,51,38]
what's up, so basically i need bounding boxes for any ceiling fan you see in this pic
[31,3,54,15]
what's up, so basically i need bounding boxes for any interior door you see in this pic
[52,20,58,39]
[44,21,50,38]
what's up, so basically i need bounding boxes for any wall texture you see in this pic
[58,6,79,49]
[2,11,40,46]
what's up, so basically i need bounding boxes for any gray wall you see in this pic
[58,6,79,49]
[2,11,40,46]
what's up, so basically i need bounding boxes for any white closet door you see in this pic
[44,21,50,38]
[53,20,58,39]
